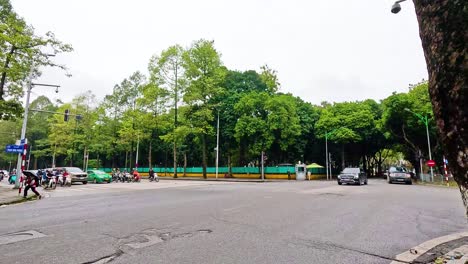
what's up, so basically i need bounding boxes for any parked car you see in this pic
[387,166,412,184]
[87,170,111,183]
[49,167,88,184]
[337,168,367,185]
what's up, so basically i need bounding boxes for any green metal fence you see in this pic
[100,166,326,174]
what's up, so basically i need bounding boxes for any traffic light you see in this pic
[64,109,69,122]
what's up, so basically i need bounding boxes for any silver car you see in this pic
[387,166,412,185]
[337,168,367,185]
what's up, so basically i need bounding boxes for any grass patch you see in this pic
[0,195,39,206]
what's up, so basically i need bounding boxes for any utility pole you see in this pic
[215,111,220,180]
[135,135,140,170]
[14,55,59,188]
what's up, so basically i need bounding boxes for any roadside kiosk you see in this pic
[295,162,306,181]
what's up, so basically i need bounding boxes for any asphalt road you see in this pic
[0,179,466,264]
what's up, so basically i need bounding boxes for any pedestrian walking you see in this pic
[24,174,42,199]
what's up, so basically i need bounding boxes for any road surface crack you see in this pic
[294,239,424,263]
[81,249,124,264]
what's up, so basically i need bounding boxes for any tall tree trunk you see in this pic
[201,134,207,179]
[341,144,345,170]
[129,141,134,170]
[173,143,177,178]
[413,0,467,216]
[183,152,187,177]
[148,140,152,169]
[228,152,232,177]
[0,46,15,100]
[125,151,128,170]
[362,155,368,176]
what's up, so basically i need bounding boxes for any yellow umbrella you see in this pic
[306,163,324,169]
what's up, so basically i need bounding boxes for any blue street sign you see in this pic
[5,144,24,154]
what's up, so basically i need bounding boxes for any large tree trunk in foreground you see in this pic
[413,0,467,215]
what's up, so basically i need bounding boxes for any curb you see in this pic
[158,177,269,183]
[390,232,468,264]
[0,195,38,207]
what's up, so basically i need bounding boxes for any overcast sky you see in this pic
[11,0,428,106]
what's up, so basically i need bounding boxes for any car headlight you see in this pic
[338,175,341,179]
[354,175,359,179]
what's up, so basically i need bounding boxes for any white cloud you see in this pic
[11,0,427,105]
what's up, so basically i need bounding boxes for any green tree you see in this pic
[0,0,72,120]
[381,82,438,179]
[149,44,186,177]
[183,39,225,178]
[315,101,379,171]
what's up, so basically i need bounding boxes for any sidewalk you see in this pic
[0,185,24,206]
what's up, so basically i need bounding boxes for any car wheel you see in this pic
[338,181,342,185]
[364,180,368,185]
[83,181,87,185]
[406,181,412,185]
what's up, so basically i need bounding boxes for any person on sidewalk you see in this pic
[24,174,42,199]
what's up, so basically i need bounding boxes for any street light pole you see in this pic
[404,108,434,182]
[14,75,33,188]
[14,54,58,188]
[215,111,220,180]
[424,116,434,182]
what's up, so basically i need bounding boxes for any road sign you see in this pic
[5,144,24,153]
[427,160,436,167]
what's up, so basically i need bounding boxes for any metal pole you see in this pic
[135,135,140,170]
[419,149,423,181]
[85,150,89,172]
[425,119,434,182]
[27,145,32,170]
[329,152,332,179]
[325,136,329,181]
[15,79,32,188]
[215,111,219,180]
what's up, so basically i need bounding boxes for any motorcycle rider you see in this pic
[132,169,140,182]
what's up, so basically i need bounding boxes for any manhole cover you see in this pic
[0,230,46,245]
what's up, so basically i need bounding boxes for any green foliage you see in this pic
[0,0,72,120]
